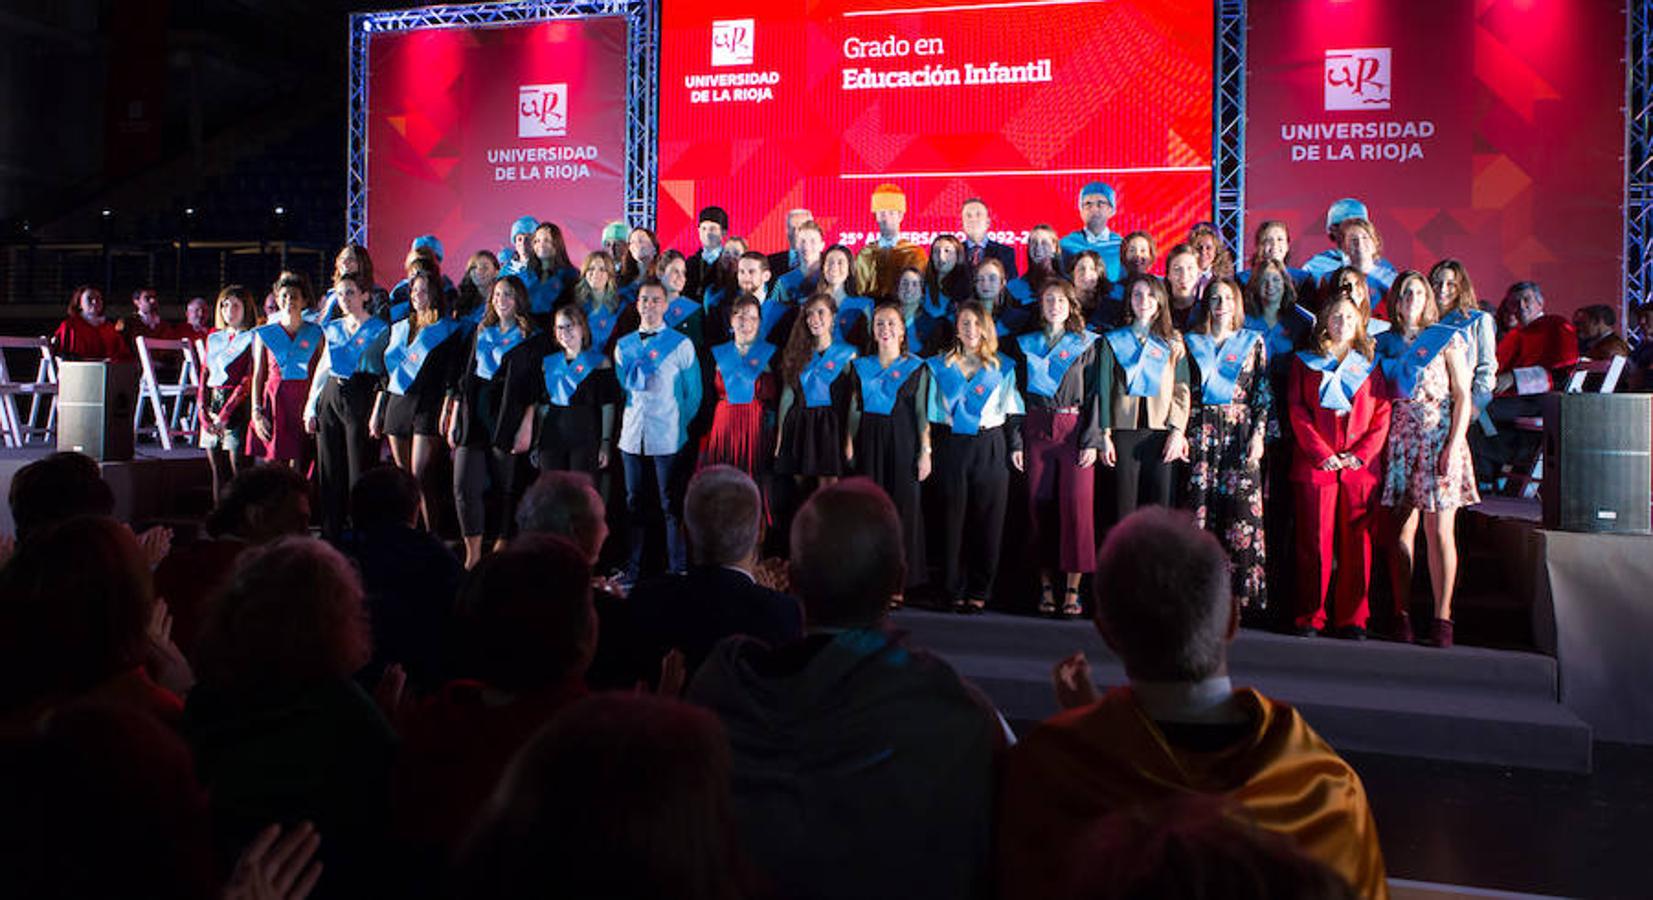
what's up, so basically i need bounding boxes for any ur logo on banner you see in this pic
[712,19,754,66]
[1325,48,1391,111]
[518,83,568,138]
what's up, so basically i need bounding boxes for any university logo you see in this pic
[712,19,754,67]
[1324,48,1391,111]
[518,83,568,138]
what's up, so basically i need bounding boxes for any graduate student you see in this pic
[304,271,390,539]
[1012,280,1102,618]
[1376,272,1477,647]
[1096,276,1192,528]
[373,268,466,529]
[249,271,326,471]
[198,285,259,500]
[849,302,933,604]
[1288,295,1391,639]
[928,301,1025,613]
[613,278,703,583]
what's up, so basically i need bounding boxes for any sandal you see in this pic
[965,596,987,614]
[886,593,905,612]
[1038,583,1057,617]
[1061,587,1084,619]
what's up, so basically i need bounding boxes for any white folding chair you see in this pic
[0,336,60,447]
[133,336,203,450]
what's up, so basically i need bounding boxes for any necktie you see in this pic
[970,244,983,266]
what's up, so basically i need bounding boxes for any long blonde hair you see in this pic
[946,300,1000,369]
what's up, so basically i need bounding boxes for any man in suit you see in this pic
[767,208,814,278]
[625,465,802,682]
[684,205,729,300]
[960,197,1018,281]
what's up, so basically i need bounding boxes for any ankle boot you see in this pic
[1428,618,1454,648]
[1393,611,1414,644]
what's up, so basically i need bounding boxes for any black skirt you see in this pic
[855,410,927,586]
[777,404,846,477]
[382,389,444,437]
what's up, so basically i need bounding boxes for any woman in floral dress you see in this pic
[1376,270,1478,648]
[1184,277,1272,616]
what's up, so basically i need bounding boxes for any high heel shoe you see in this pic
[1061,587,1084,619]
[1038,583,1057,617]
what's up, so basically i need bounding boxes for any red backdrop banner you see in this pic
[1246,0,1625,316]
[366,17,628,277]
[657,0,1213,258]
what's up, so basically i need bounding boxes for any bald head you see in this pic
[789,479,904,628]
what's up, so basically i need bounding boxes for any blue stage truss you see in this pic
[345,0,658,248]
[1627,0,1652,310]
[1213,0,1245,255]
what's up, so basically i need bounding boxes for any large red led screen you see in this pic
[1246,0,1626,315]
[366,17,628,275]
[657,0,1214,259]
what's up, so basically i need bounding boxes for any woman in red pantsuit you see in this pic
[1288,295,1392,639]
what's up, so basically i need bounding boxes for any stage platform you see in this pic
[892,609,1594,774]
[0,446,212,537]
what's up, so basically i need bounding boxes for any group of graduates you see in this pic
[48,183,1615,647]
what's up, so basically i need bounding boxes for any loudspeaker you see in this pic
[57,361,138,461]
[1541,393,1652,535]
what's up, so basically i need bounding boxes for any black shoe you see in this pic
[1289,625,1321,638]
[1334,625,1368,641]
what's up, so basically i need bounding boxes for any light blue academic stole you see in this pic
[256,322,323,381]
[854,354,923,416]
[928,354,1008,436]
[322,316,388,377]
[1017,330,1095,399]
[204,329,253,387]
[800,342,856,408]
[757,297,790,343]
[1377,323,1456,400]
[585,302,620,349]
[775,267,809,300]
[542,349,605,407]
[1187,329,1263,405]
[1004,277,1035,306]
[473,324,524,381]
[616,328,688,392]
[833,295,873,340]
[663,296,700,330]
[922,289,954,322]
[1244,306,1313,361]
[1440,307,1484,335]
[528,267,572,314]
[712,341,776,405]
[385,318,461,395]
[1105,327,1172,399]
[1297,349,1375,413]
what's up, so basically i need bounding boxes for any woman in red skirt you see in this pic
[700,293,779,480]
[249,271,324,470]
[1011,279,1102,617]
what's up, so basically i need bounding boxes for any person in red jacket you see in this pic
[49,285,130,361]
[1288,295,1392,639]
[1473,281,1577,485]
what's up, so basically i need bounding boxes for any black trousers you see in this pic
[1104,428,1176,528]
[454,444,521,538]
[936,426,1009,601]
[315,374,380,538]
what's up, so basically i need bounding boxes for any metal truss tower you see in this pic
[1213,0,1246,253]
[1627,0,1652,310]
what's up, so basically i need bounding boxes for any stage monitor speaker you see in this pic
[1541,393,1652,535]
[57,360,138,462]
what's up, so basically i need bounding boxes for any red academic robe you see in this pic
[1287,358,1392,630]
[50,316,131,361]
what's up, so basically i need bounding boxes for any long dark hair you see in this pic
[481,274,536,333]
[527,222,572,280]
[1121,275,1178,341]
[780,294,836,386]
[1242,259,1298,320]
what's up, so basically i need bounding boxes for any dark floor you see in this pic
[1347,743,1653,900]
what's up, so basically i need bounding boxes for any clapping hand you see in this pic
[222,822,322,900]
[1052,652,1100,711]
